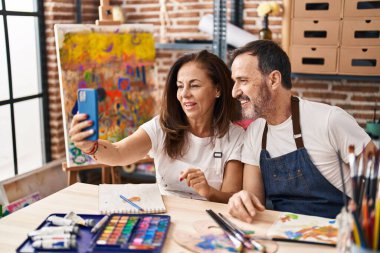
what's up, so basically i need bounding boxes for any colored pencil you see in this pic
[119,194,144,212]
[373,181,380,250]
[352,211,366,248]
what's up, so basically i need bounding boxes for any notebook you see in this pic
[267,212,338,246]
[98,183,167,214]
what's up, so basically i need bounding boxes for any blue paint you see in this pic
[126,65,134,76]
[118,77,130,91]
[196,234,238,252]
[285,230,302,239]
[136,66,140,78]
[141,65,146,85]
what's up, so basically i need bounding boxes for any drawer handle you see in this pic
[305,31,327,38]
[352,59,376,67]
[357,1,380,10]
[313,20,319,24]
[306,3,329,11]
[302,57,325,65]
[362,49,368,52]
[355,31,379,39]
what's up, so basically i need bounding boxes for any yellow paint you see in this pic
[60,32,155,65]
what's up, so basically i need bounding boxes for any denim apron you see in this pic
[259,96,345,218]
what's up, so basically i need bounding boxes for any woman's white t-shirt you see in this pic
[140,116,244,200]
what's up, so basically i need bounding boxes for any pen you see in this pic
[119,194,144,212]
[91,215,109,233]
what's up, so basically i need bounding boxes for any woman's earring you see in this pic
[216,93,220,98]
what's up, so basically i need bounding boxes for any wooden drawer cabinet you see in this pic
[292,19,340,45]
[341,19,380,46]
[291,46,338,74]
[339,46,380,75]
[343,0,380,17]
[293,0,342,18]
[287,0,380,75]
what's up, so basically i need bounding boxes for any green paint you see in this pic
[243,230,255,235]
[286,213,299,220]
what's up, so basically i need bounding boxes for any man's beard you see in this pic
[242,82,272,120]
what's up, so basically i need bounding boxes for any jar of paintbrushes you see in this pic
[340,146,380,253]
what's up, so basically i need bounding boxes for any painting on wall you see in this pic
[55,24,157,167]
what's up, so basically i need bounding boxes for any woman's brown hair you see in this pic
[159,50,240,159]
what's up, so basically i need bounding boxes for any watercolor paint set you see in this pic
[16,213,170,253]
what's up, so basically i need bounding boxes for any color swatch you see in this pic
[95,214,170,252]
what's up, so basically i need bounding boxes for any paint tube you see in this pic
[32,238,77,249]
[47,215,75,226]
[64,211,95,227]
[31,233,77,241]
[28,225,79,237]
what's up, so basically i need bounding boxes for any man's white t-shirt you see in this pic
[242,98,371,197]
[141,116,245,200]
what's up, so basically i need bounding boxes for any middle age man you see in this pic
[228,40,376,221]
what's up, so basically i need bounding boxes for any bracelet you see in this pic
[83,141,98,156]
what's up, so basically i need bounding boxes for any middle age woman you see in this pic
[69,50,244,203]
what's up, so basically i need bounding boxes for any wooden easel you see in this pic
[95,0,122,26]
[62,156,154,186]
[62,162,117,186]
[61,0,123,186]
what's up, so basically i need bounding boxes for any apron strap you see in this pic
[261,123,268,149]
[261,96,304,149]
[291,96,304,149]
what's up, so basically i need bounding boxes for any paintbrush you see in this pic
[218,213,265,251]
[356,145,368,214]
[358,152,373,216]
[369,151,379,205]
[348,145,359,203]
[206,209,264,251]
[337,150,349,211]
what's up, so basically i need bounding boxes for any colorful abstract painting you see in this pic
[55,24,157,167]
[174,230,242,253]
[267,212,338,245]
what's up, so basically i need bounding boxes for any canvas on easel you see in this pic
[54,24,157,167]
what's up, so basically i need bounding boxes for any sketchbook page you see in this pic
[98,183,166,214]
[266,212,338,245]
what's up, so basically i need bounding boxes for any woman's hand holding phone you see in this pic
[69,113,97,153]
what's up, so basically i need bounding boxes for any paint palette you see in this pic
[93,214,170,253]
[16,213,170,253]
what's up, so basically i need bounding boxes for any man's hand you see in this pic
[228,190,265,223]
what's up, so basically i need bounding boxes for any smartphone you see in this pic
[77,88,99,141]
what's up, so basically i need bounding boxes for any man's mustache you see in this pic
[236,95,250,102]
